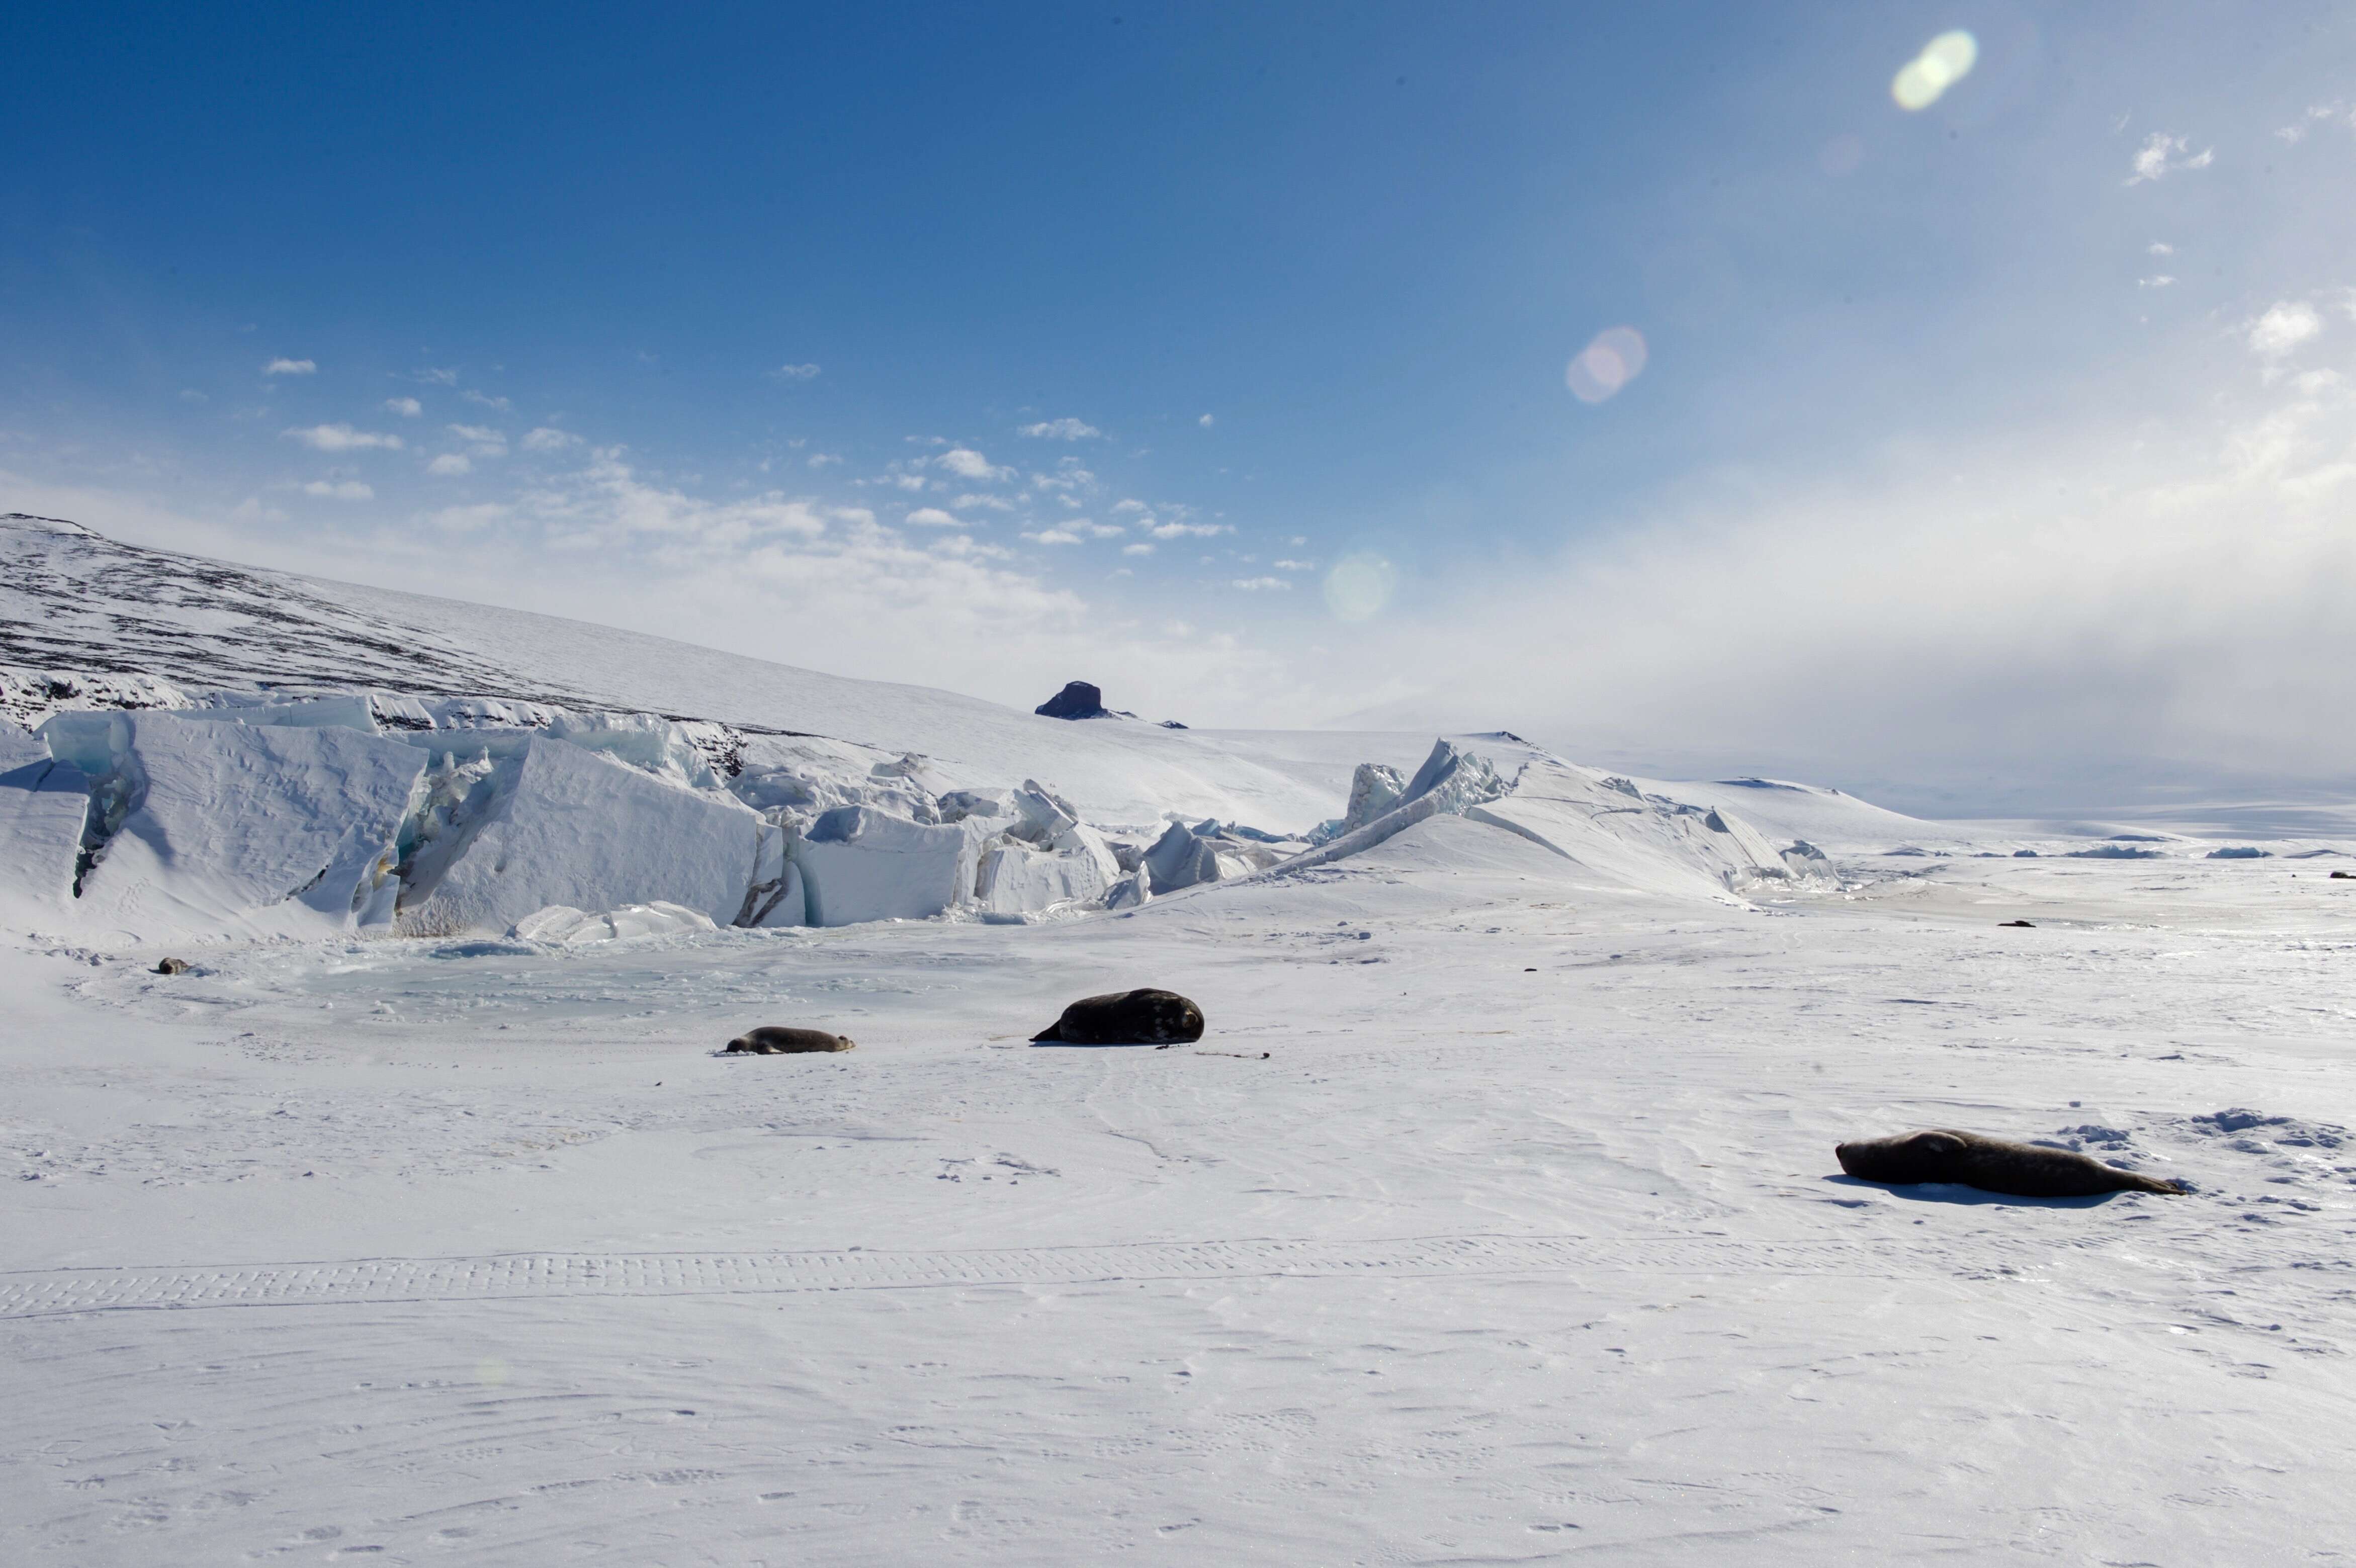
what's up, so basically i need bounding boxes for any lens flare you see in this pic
[1565,326,1648,404]
[1892,30,1977,111]
[1324,554,1397,622]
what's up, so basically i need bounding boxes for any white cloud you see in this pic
[264,358,316,376]
[427,453,473,476]
[383,396,423,417]
[1031,457,1097,494]
[808,453,842,469]
[929,535,1011,560]
[937,447,1012,482]
[770,363,822,381]
[953,492,1015,511]
[446,423,508,457]
[2126,132,2213,185]
[1233,577,1288,591]
[1122,542,1155,555]
[283,423,403,452]
[1352,353,2356,807]
[2138,275,2175,289]
[301,479,375,500]
[1150,520,1233,540]
[1274,558,1316,570]
[1023,527,1084,545]
[1018,417,1101,440]
[1198,414,1215,427]
[231,497,290,524]
[413,367,459,386]
[2249,300,2324,358]
[2148,242,2174,256]
[428,502,512,532]
[2278,102,2356,143]
[905,507,961,527]
[521,426,578,451]
[462,389,512,412]
[1112,498,1150,514]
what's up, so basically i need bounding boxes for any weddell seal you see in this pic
[1032,989,1204,1045]
[1836,1129,2185,1197]
[726,1026,855,1055]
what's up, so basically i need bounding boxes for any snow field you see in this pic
[4,833,2354,1563]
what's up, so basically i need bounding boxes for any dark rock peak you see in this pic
[1035,681,1110,720]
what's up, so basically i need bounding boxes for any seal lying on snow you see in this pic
[1033,989,1204,1045]
[726,1026,855,1055]
[1837,1129,2184,1197]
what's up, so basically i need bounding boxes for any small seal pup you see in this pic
[154,957,191,975]
[1836,1129,2184,1197]
[726,1026,855,1055]
[1032,989,1204,1045]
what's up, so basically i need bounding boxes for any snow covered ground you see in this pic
[7,830,2355,1564]
[5,515,2355,1564]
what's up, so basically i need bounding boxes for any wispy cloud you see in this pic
[412,367,458,386]
[1232,576,1288,591]
[382,396,423,417]
[283,423,402,452]
[1149,520,1232,540]
[1018,417,1100,440]
[427,453,473,476]
[2126,132,2213,185]
[937,447,1012,482]
[461,389,512,412]
[2249,300,2324,358]
[520,426,578,452]
[300,479,374,500]
[2276,101,2355,144]
[264,357,316,376]
[1022,526,1084,545]
[448,423,508,456]
[769,363,821,381]
[905,506,961,527]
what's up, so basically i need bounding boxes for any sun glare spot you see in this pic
[1565,327,1648,404]
[1324,554,1398,622]
[1891,30,1977,111]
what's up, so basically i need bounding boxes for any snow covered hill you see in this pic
[1,512,1349,829]
[2,513,1858,943]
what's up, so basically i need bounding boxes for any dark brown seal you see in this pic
[1836,1128,2184,1197]
[726,1026,855,1055]
[154,957,191,975]
[1032,988,1204,1045]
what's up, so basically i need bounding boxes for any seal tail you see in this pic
[1030,1022,1063,1042]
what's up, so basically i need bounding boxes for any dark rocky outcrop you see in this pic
[1035,681,1110,720]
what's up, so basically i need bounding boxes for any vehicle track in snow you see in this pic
[0,1233,2040,1317]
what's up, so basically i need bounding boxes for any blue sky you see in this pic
[7,3,2356,808]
